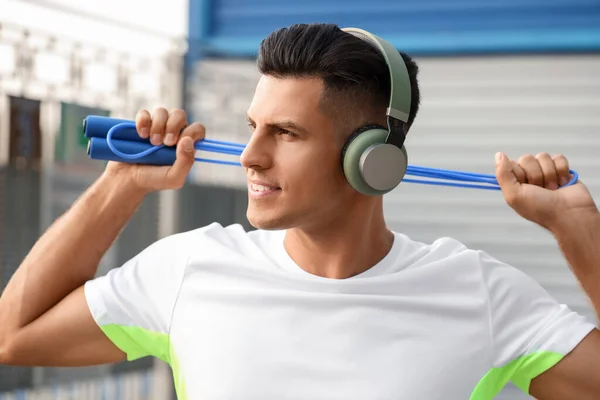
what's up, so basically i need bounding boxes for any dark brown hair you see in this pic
[257,23,421,131]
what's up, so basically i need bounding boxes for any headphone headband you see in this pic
[340,27,413,196]
[341,28,412,126]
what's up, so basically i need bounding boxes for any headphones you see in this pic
[340,27,412,196]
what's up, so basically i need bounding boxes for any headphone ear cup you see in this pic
[341,124,383,160]
[342,128,408,196]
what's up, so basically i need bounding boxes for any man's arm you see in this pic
[494,152,600,399]
[551,213,600,317]
[0,172,144,365]
[0,108,202,366]
[529,213,600,399]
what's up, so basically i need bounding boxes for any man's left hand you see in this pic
[496,153,600,399]
[495,152,598,231]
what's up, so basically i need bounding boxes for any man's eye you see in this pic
[279,129,297,137]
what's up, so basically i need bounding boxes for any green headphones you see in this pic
[340,27,412,196]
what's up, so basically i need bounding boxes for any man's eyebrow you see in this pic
[246,115,308,134]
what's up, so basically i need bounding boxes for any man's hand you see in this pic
[494,152,598,231]
[105,108,205,193]
[0,106,206,367]
[495,151,600,399]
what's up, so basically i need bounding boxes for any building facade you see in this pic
[0,18,183,398]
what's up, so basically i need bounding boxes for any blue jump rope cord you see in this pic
[106,123,579,190]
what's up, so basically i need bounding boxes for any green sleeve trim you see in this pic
[99,324,171,363]
[511,352,563,393]
[99,324,188,399]
[469,351,564,400]
[170,342,187,400]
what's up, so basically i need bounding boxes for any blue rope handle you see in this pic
[105,122,579,191]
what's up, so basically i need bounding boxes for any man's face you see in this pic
[241,75,358,230]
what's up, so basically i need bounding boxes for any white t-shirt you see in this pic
[84,222,596,400]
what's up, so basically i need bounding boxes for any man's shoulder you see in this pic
[392,232,542,298]
[391,231,525,281]
[396,232,537,287]
[392,231,477,266]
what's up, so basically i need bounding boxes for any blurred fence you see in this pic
[0,366,182,400]
[0,21,183,397]
[0,370,154,400]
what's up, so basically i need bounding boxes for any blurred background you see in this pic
[0,0,599,399]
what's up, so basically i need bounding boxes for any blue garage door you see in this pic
[188,0,600,58]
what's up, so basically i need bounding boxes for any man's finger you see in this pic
[536,152,558,190]
[511,160,527,184]
[518,154,544,187]
[553,154,571,187]
[181,122,206,142]
[495,152,521,204]
[150,108,169,146]
[165,136,196,189]
[164,109,188,147]
[135,109,151,139]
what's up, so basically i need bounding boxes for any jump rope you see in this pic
[84,115,579,191]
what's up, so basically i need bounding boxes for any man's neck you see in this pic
[283,204,394,280]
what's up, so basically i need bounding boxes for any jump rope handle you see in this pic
[83,116,579,190]
[85,116,177,165]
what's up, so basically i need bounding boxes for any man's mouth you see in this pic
[248,181,281,197]
[250,183,278,192]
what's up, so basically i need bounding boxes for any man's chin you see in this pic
[247,210,289,231]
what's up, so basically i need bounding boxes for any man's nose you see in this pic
[240,131,273,170]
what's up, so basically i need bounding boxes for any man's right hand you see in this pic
[104,107,205,193]
[0,107,206,368]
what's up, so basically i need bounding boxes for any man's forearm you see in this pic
[0,171,146,339]
[552,211,600,318]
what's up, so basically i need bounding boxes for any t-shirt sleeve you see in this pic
[84,234,189,364]
[478,250,597,395]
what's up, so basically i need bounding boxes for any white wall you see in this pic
[0,0,189,166]
[0,0,188,54]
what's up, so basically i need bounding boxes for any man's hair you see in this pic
[257,23,420,134]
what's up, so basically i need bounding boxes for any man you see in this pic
[0,23,599,400]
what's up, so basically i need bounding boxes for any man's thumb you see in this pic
[179,136,196,154]
[165,136,196,188]
[495,152,520,197]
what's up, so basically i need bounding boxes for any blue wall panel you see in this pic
[188,0,600,57]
